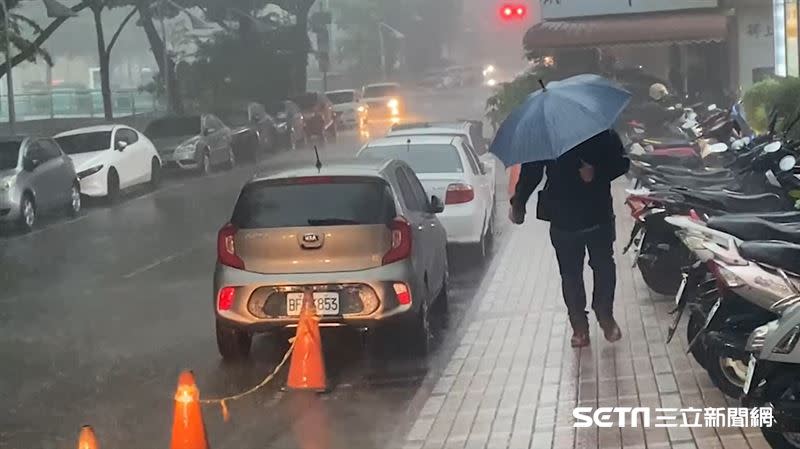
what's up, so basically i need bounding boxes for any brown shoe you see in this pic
[570,332,590,348]
[599,318,622,342]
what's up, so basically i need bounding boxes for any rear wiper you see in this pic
[308,218,361,226]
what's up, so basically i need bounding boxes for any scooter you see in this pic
[664,214,800,397]
[743,302,800,448]
[624,143,800,295]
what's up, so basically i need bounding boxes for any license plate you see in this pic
[704,298,722,328]
[743,355,757,394]
[286,292,340,316]
[675,274,688,306]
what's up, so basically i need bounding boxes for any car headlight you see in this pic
[387,98,399,109]
[0,176,13,191]
[357,106,365,112]
[175,144,196,156]
[77,165,104,179]
[773,325,800,354]
[276,122,288,131]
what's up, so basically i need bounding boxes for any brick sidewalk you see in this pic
[401,187,771,449]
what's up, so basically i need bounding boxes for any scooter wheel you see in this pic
[705,352,749,399]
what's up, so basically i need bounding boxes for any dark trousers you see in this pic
[549,222,617,333]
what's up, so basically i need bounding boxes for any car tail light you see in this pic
[445,183,474,204]
[393,282,412,305]
[217,286,236,311]
[217,223,245,269]
[383,217,412,265]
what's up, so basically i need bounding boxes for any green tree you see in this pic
[0,1,90,79]
[85,0,139,119]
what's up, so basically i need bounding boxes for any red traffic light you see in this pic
[499,4,527,20]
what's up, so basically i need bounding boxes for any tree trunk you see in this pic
[92,7,113,120]
[291,6,311,94]
[137,2,183,114]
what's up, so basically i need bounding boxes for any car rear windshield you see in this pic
[231,177,396,229]
[55,131,112,155]
[326,91,354,104]
[0,141,21,170]
[360,144,463,174]
[145,117,201,138]
[364,85,398,98]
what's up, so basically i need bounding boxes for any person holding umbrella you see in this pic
[490,75,632,348]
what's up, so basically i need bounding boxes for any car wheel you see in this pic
[432,276,450,329]
[215,319,252,361]
[66,182,81,217]
[201,150,212,175]
[18,193,35,232]
[408,300,432,357]
[106,169,120,204]
[149,158,161,189]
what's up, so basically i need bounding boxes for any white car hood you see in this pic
[69,151,108,171]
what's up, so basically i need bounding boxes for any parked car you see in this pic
[362,82,403,120]
[213,159,448,359]
[325,89,367,129]
[219,103,277,162]
[290,92,336,142]
[0,136,81,232]
[357,134,496,258]
[388,120,489,154]
[54,125,161,201]
[144,114,234,174]
[267,100,307,150]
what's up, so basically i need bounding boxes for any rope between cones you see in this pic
[199,338,296,421]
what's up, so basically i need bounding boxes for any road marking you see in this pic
[122,245,201,279]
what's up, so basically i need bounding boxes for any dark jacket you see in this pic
[510,129,630,232]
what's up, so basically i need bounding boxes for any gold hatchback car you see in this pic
[213,159,449,360]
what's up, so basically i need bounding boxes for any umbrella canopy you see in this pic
[489,74,631,167]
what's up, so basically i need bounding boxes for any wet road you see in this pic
[0,87,506,449]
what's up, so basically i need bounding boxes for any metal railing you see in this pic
[0,89,162,121]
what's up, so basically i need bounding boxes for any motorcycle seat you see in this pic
[739,240,800,274]
[712,211,800,224]
[648,173,737,189]
[707,217,800,244]
[682,191,784,213]
[657,166,731,177]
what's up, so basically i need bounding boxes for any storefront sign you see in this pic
[541,0,718,19]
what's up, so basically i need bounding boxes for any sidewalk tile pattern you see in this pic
[403,186,769,449]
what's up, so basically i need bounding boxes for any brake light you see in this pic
[706,261,728,292]
[293,176,334,184]
[445,183,475,204]
[383,217,412,265]
[217,223,245,269]
[217,286,236,311]
[689,209,702,221]
[393,283,412,305]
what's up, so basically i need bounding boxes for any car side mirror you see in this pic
[22,157,36,171]
[430,195,445,214]
[116,140,128,151]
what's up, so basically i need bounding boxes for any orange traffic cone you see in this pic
[169,371,209,449]
[77,426,99,449]
[286,290,327,392]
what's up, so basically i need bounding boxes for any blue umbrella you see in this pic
[489,74,632,167]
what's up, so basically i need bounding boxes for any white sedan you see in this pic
[357,134,496,258]
[54,125,162,200]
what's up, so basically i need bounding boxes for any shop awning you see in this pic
[524,10,729,50]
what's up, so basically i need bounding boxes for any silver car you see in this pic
[0,136,81,232]
[213,159,448,360]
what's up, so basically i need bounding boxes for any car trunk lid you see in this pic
[230,176,396,274]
